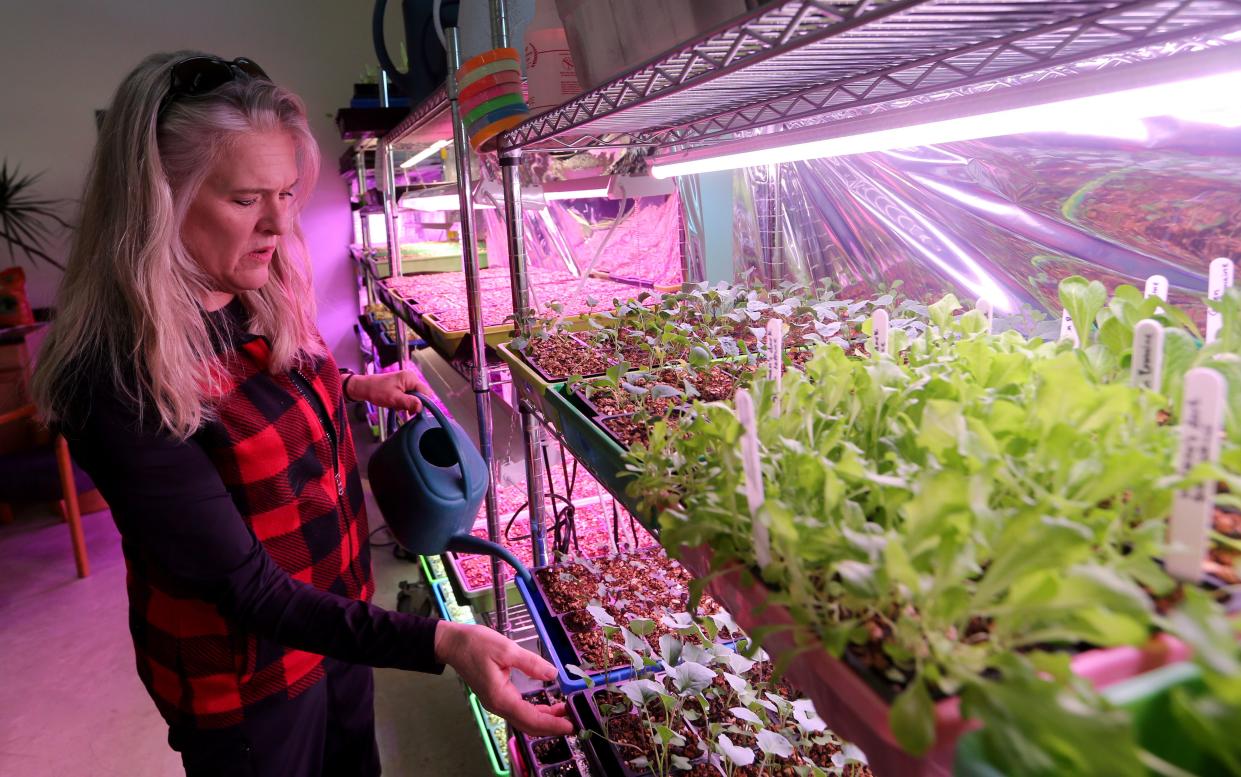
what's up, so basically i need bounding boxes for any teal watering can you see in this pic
[368,392,530,582]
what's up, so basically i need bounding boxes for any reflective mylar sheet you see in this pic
[477,160,684,292]
[731,119,1240,327]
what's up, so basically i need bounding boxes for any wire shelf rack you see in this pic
[499,0,1241,152]
[383,84,452,147]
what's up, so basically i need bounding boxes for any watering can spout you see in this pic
[446,534,532,584]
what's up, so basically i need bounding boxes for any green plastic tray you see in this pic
[954,662,1227,776]
[419,554,447,584]
[541,383,654,531]
[493,341,567,429]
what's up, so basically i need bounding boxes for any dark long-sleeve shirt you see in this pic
[62,300,442,727]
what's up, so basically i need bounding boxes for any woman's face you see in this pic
[181,130,299,311]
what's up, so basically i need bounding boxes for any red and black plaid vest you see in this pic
[126,329,373,728]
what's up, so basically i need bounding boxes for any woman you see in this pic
[32,51,571,776]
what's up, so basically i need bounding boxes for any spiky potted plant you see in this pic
[0,161,69,327]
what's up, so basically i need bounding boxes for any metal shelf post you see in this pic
[492,0,549,571]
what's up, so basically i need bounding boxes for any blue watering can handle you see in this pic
[372,0,403,85]
[409,391,474,503]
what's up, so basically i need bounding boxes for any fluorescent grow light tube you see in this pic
[650,48,1241,178]
[541,176,613,201]
[400,139,451,169]
[398,184,495,212]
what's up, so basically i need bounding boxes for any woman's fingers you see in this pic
[507,643,558,682]
[496,697,575,737]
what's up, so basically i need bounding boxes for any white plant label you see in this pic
[1166,368,1226,583]
[1130,319,1165,392]
[766,318,784,415]
[1144,274,1169,302]
[975,297,994,334]
[734,390,772,569]
[871,309,889,356]
[1205,257,1234,344]
[1059,309,1080,347]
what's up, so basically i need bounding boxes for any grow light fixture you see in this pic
[398,184,495,212]
[400,139,451,169]
[534,175,677,201]
[541,176,612,201]
[650,50,1241,178]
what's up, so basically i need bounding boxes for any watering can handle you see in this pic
[409,391,474,503]
[372,0,403,86]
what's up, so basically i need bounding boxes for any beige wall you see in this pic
[0,0,404,369]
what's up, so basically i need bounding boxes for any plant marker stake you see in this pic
[1205,258,1235,344]
[766,318,783,416]
[871,309,889,356]
[1144,274,1169,302]
[975,297,994,334]
[734,390,772,570]
[1130,319,1164,392]
[1059,309,1080,346]
[1166,368,1226,583]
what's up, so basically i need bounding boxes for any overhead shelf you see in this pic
[499,0,1241,152]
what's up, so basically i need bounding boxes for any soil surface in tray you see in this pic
[1206,504,1241,584]
[594,666,873,777]
[541,764,581,777]
[533,737,572,765]
[538,549,724,670]
[525,333,612,379]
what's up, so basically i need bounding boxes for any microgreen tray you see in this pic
[469,691,512,777]
[433,579,476,625]
[444,548,521,614]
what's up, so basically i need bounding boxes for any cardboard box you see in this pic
[555,0,751,90]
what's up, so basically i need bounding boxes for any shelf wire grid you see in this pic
[499,0,1241,152]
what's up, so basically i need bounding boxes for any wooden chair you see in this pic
[0,404,90,577]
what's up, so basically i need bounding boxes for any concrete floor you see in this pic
[0,415,497,777]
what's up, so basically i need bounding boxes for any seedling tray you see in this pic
[956,662,1225,776]
[542,385,651,530]
[676,545,1193,777]
[567,686,706,777]
[517,573,639,693]
[494,341,568,429]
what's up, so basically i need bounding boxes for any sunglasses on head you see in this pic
[157,56,271,119]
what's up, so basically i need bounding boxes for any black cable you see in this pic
[369,525,397,548]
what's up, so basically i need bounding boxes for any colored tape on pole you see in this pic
[457,58,522,91]
[459,47,520,74]
[460,82,525,117]
[467,102,529,138]
[465,92,526,128]
[471,113,527,151]
[459,70,522,104]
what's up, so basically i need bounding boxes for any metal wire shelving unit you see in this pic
[485,0,1241,716]
[498,0,1241,153]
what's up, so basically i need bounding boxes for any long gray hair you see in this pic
[34,51,325,439]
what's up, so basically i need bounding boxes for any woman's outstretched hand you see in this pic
[434,621,574,736]
[346,370,430,413]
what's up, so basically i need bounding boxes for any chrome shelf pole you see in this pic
[447,24,509,636]
[493,0,548,570]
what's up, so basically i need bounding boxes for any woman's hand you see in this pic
[346,370,430,413]
[434,621,574,736]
